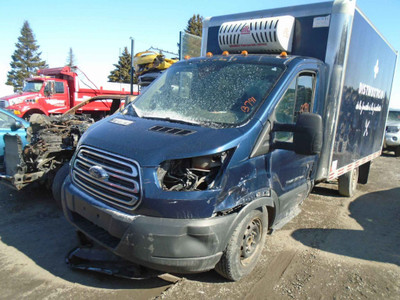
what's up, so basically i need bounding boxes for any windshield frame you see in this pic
[123,57,286,128]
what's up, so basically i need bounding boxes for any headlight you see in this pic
[157,150,233,191]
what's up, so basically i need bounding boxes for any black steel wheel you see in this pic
[215,209,267,281]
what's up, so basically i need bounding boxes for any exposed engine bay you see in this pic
[3,113,94,190]
[0,95,134,191]
[157,152,230,191]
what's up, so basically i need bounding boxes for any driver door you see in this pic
[44,81,69,114]
[269,71,319,218]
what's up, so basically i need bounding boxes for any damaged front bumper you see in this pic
[62,175,237,274]
[66,243,162,279]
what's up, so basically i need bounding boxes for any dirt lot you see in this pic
[0,154,399,299]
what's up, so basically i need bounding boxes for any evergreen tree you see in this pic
[185,14,203,37]
[108,47,136,83]
[6,21,47,92]
[66,47,76,67]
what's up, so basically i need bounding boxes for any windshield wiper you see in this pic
[143,116,201,126]
[196,120,227,128]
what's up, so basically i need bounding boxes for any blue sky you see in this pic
[0,0,399,107]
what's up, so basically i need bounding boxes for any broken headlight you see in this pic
[157,150,233,191]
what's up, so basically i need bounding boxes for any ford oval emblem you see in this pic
[89,165,109,181]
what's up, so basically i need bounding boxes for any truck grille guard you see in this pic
[72,145,141,210]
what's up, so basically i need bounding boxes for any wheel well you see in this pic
[23,109,46,120]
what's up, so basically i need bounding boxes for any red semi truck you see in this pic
[0,66,135,119]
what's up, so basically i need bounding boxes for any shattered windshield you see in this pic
[124,59,284,127]
[23,81,43,92]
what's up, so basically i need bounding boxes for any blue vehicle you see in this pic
[61,0,397,281]
[0,108,28,166]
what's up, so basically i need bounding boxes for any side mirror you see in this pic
[293,113,323,155]
[272,113,323,155]
[10,121,24,131]
[44,82,55,96]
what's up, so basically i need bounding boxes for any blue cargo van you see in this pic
[61,0,397,280]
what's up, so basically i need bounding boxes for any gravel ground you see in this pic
[0,153,399,299]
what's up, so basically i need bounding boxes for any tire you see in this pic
[23,110,46,122]
[338,167,359,197]
[394,146,400,157]
[22,113,33,121]
[215,209,267,281]
[52,163,70,208]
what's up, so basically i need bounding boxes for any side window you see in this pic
[55,82,65,94]
[275,79,296,124]
[44,81,55,95]
[44,83,51,94]
[294,75,314,119]
[274,72,316,142]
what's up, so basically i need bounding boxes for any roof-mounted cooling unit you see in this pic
[218,16,295,53]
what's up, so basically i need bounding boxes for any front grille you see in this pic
[386,126,400,133]
[72,146,141,210]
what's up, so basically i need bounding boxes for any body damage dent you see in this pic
[214,155,274,214]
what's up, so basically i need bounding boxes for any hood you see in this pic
[79,114,247,167]
[0,92,40,101]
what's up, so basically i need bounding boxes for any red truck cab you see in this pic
[0,66,133,119]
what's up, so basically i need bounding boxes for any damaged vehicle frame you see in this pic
[62,0,396,281]
[0,95,129,195]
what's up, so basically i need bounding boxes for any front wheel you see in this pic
[338,167,359,197]
[22,110,45,121]
[215,209,267,281]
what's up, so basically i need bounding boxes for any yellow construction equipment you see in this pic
[133,51,178,77]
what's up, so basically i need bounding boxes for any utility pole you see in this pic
[130,37,134,95]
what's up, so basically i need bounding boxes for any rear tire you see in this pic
[394,146,400,157]
[215,209,267,281]
[52,164,70,208]
[338,167,359,197]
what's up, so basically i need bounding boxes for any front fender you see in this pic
[8,103,47,117]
